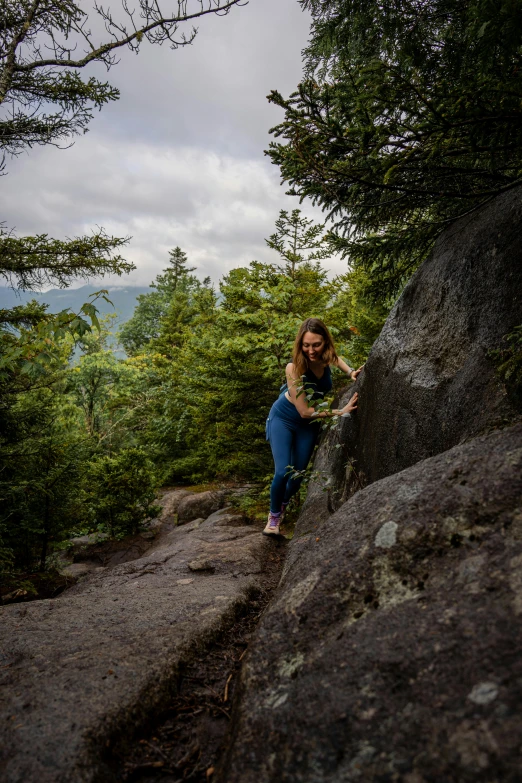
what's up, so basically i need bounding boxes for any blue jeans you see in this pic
[266,394,320,513]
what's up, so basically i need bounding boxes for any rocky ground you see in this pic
[220,425,522,782]
[0,491,282,783]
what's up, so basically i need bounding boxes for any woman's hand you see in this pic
[350,365,365,381]
[341,392,358,415]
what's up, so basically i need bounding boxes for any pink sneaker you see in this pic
[263,511,282,536]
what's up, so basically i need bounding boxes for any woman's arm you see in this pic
[334,356,364,381]
[285,363,315,418]
[285,363,358,419]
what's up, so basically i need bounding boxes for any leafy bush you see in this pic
[87,448,160,537]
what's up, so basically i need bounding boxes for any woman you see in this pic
[264,318,362,536]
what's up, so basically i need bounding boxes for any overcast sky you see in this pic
[1,0,346,289]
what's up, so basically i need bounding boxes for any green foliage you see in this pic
[86,448,160,538]
[0,292,117,379]
[0,354,92,571]
[268,0,522,295]
[68,316,154,440]
[327,266,392,367]
[163,314,277,481]
[0,315,158,576]
[0,232,132,380]
[0,231,131,291]
[266,209,330,278]
[490,325,522,411]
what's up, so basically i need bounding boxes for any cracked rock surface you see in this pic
[0,507,268,783]
[220,424,522,783]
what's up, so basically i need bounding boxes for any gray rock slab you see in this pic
[177,490,229,525]
[157,488,194,518]
[60,562,101,579]
[58,534,156,575]
[302,187,522,526]
[0,508,268,783]
[141,489,195,534]
[221,423,522,783]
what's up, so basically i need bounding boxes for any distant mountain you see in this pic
[0,284,151,326]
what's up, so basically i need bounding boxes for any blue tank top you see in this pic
[280,365,333,402]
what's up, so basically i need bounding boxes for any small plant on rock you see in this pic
[490,326,522,411]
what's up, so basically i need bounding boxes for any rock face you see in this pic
[221,424,522,782]
[0,507,268,783]
[177,489,229,525]
[157,488,193,518]
[302,187,522,527]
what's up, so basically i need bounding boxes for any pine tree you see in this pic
[166,248,197,293]
[266,210,329,280]
[119,248,203,355]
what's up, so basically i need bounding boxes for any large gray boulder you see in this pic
[302,187,522,526]
[221,423,522,783]
[157,488,193,518]
[177,489,229,525]
[0,508,267,783]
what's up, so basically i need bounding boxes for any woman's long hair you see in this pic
[292,318,338,378]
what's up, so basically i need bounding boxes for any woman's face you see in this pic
[302,331,325,362]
